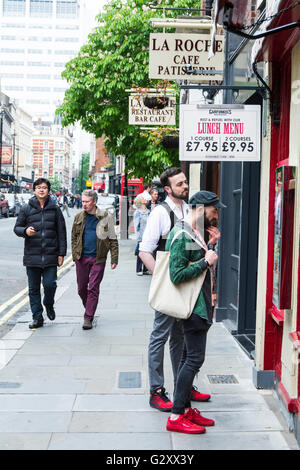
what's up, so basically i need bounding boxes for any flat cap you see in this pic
[189,190,226,208]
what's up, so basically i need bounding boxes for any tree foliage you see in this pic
[48,176,62,194]
[58,0,200,180]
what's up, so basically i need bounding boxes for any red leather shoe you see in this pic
[185,408,215,427]
[190,386,211,402]
[149,388,173,412]
[166,415,206,434]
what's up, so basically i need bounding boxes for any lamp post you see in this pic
[16,146,20,192]
[205,0,213,16]
[120,155,129,240]
[11,132,16,185]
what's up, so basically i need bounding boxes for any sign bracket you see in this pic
[181,65,273,113]
[223,3,300,41]
[180,83,267,99]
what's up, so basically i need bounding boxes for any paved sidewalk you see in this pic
[0,240,298,450]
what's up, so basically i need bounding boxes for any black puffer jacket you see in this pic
[14,196,67,267]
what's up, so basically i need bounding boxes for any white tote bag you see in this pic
[148,229,207,319]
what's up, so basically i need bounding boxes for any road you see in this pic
[0,207,78,337]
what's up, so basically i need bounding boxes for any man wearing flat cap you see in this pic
[189,190,226,311]
[166,189,226,434]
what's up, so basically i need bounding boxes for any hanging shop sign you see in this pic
[149,33,224,82]
[179,104,261,162]
[128,95,176,126]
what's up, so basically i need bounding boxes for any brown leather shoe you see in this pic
[82,317,93,330]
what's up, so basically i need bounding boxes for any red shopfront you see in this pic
[254,0,300,442]
[215,0,300,444]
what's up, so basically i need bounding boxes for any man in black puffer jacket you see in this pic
[14,178,67,329]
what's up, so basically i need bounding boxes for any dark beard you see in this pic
[170,189,188,200]
[204,214,218,228]
[204,214,218,243]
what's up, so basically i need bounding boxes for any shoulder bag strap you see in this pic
[170,228,207,251]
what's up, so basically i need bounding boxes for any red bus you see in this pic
[93,182,105,192]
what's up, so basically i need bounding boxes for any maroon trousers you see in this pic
[75,257,106,319]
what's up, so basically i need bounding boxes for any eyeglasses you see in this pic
[35,186,48,190]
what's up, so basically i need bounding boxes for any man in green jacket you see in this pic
[72,190,118,330]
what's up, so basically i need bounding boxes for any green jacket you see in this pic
[166,222,213,322]
[71,208,119,265]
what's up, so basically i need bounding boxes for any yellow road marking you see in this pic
[0,255,74,327]
[0,297,29,327]
[0,287,28,315]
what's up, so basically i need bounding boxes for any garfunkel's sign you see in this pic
[149,33,224,82]
[180,104,261,162]
[129,95,176,126]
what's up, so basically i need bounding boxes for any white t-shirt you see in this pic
[139,196,189,253]
[140,190,152,201]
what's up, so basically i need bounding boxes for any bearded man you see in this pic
[140,168,222,412]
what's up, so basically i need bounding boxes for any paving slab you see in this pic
[171,431,291,451]
[48,432,172,450]
[0,412,72,432]
[69,410,167,433]
[0,378,86,394]
[0,394,76,411]
[73,394,151,412]
[0,433,51,450]
[8,354,71,367]
[18,342,110,356]
[0,240,298,450]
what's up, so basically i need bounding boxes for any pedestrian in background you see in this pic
[75,194,81,209]
[165,190,224,434]
[140,182,152,202]
[71,190,119,330]
[133,195,150,276]
[62,193,70,217]
[146,188,160,212]
[0,194,9,218]
[14,178,67,329]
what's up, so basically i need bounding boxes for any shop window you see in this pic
[272,165,296,310]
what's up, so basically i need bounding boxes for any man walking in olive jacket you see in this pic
[72,190,118,330]
[14,178,67,329]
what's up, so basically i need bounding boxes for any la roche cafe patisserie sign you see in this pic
[149,33,224,82]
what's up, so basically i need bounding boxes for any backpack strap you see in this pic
[155,201,177,253]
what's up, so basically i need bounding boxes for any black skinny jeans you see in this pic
[171,314,211,415]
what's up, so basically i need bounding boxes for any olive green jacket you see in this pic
[71,208,119,265]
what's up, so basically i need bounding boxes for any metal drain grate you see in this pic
[0,382,21,388]
[207,374,238,384]
[118,372,141,388]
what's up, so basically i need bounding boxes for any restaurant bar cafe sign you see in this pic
[149,33,224,82]
[180,105,261,162]
[129,95,176,126]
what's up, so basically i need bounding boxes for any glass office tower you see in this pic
[0,0,84,120]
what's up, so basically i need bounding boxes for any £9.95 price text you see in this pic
[185,140,254,153]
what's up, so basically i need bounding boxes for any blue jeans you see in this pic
[171,314,211,415]
[26,266,57,320]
